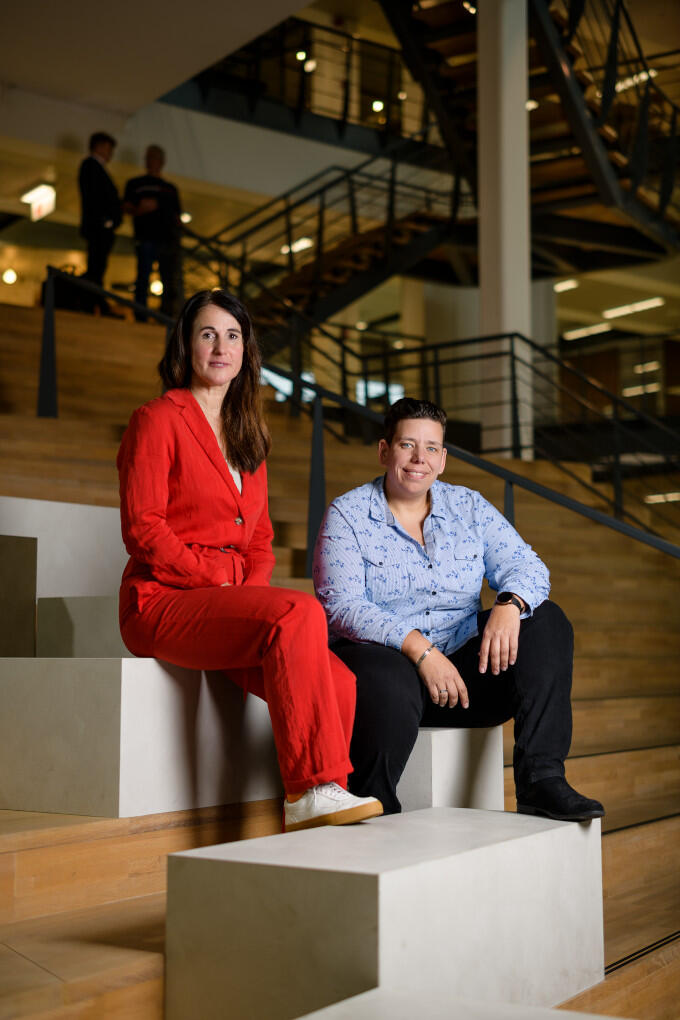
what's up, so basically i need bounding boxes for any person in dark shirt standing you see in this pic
[124,145,183,321]
[78,131,122,315]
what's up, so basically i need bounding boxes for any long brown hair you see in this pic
[158,289,271,473]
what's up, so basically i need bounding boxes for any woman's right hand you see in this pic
[418,648,469,709]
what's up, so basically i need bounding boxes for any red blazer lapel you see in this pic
[165,389,245,508]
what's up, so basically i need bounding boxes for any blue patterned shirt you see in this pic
[313,476,550,655]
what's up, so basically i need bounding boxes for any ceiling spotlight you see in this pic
[150,279,164,296]
[372,99,384,113]
[525,99,539,111]
[462,1,477,12]
[398,91,407,101]
[393,339,405,349]
[180,212,192,224]
[296,50,306,61]
[553,278,578,293]
[2,268,17,285]
[645,492,680,504]
[355,320,368,331]
[304,58,317,73]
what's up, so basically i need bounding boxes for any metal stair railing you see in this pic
[532,0,679,242]
[303,323,680,540]
[257,367,680,574]
[185,16,436,148]
[181,138,465,308]
[33,269,680,570]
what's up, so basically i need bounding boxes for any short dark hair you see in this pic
[383,397,447,445]
[158,289,271,473]
[89,131,116,152]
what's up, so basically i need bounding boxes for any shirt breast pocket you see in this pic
[452,543,484,591]
[363,552,401,604]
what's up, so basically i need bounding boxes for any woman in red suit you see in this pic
[117,289,382,831]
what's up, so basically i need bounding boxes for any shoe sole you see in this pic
[285,801,383,833]
[517,803,605,822]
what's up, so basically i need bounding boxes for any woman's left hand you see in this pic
[478,604,521,674]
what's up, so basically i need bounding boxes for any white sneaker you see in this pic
[284,782,383,833]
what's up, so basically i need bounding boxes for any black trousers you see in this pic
[334,600,574,814]
[83,228,115,313]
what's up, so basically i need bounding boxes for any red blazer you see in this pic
[118,388,275,616]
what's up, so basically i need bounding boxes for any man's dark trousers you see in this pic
[333,600,574,814]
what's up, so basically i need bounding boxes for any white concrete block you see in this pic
[299,987,616,1019]
[0,657,281,817]
[0,496,126,598]
[398,726,504,811]
[37,596,130,657]
[165,808,604,1020]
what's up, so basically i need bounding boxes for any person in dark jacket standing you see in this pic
[78,131,122,315]
[123,145,183,321]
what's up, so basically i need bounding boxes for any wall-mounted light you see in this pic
[150,279,164,296]
[562,323,611,340]
[553,279,578,293]
[355,320,368,331]
[296,50,306,61]
[372,100,384,113]
[2,268,18,285]
[398,91,407,102]
[525,99,539,111]
[180,212,192,224]
[21,183,56,221]
[304,58,316,73]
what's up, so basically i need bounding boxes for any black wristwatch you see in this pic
[495,591,524,612]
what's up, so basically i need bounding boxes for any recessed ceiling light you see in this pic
[296,50,306,61]
[633,360,660,375]
[180,212,192,224]
[2,268,17,285]
[602,296,665,319]
[553,279,578,293]
[622,382,660,397]
[525,99,539,111]
[372,100,384,113]
[562,323,611,340]
[645,491,680,504]
[150,279,164,296]
[355,320,368,331]
[280,237,313,255]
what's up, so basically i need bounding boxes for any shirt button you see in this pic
[431,591,437,596]
[428,564,433,569]
[234,517,243,525]
[424,629,430,635]
[425,610,430,616]
[378,561,383,566]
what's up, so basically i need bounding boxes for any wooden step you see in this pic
[503,696,680,763]
[602,815,680,967]
[0,801,281,925]
[559,936,680,1019]
[504,745,680,833]
[572,657,678,699]
[0,891,164,1019]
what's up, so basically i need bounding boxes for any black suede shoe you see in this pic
[517,777,604,821]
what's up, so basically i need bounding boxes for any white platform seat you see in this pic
[0,657,282,817]
[35,595,504,813]
[165,808,604,1020]
[298,987,615,1019]
[0,496,126,598]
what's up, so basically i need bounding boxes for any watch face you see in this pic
[497,592,512,603]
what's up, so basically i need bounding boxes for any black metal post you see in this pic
[433,346,442,407]
[503,480,515,526]
[290,319,303,418]
[382,348,391,412]
[306,396,326,577]
[612,401,624,519]
[348,174,358,236]
[385,158,396,254]
[510,336,521,458]
[284,200,295,271]
[38,268,58,418]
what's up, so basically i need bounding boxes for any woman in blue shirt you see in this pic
[313,397,604,821]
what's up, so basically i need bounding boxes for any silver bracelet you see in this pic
[415,643,435,671]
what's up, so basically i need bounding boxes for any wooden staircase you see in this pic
[0,304,679,1018]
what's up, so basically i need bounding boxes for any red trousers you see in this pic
[120,585,356,795]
